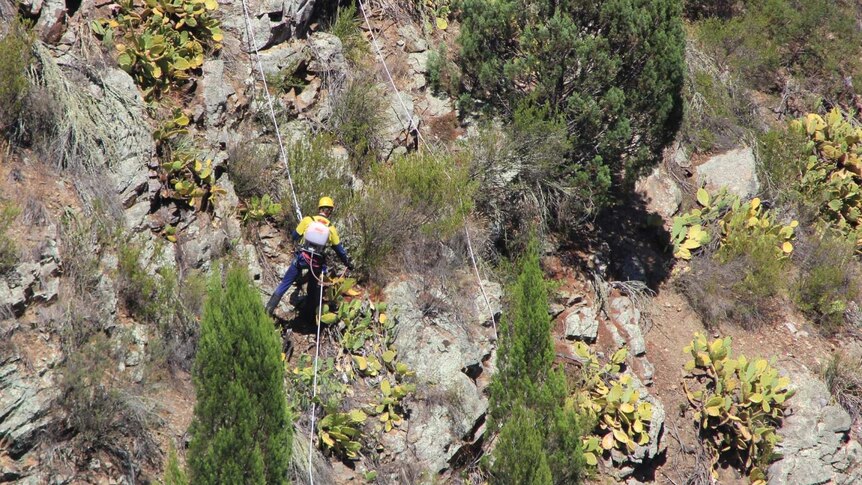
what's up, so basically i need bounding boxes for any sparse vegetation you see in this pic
[824,350,862,421]
[693,0,862,102]
[0,202,21,275]
[328,75,386,171]
[227,141,278,199]
[0,19,33,136]
[58,333,161,471]
[116,240,206,372]
[793,233,860,333]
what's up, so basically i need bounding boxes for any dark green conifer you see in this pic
[489,241,586,484]
[458,0,685,206]
[188,265,293,484]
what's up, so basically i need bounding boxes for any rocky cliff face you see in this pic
[2,0,862,483]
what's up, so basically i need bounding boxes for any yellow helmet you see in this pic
[318,196,335,210]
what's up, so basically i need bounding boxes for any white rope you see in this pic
[356,0,497,341]
[239,0,303,222]
[306,263,325,485]
[357,0,417,135]
[464,219,498,340]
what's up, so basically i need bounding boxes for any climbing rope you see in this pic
[306,259,325,485]
[356,0,498,341]
[239,0,303,222]
[357,0,418,135]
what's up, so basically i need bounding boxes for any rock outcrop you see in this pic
[383,273,499,474]
[768,370,862,484]
[696,147,759,199]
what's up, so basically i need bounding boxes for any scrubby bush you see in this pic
[488,240,587,483]
[164,445,190,485]
[426,43,459,97]
[824,350,862,421]
[0,19,33,135]
[470,105,606,248]
[0,202,21,275]
[458,0,684,213]
[350,149,474,276]
[188,265,293,485]
[285,133,355,219]
[326,2,366,64]
[694,0,862,101]
[59,333,160,469]
[328,76,386,171]
[228,141,278,199]
[116,241,205,372]
[793,233,860,333]
[681,41,756,154]
[757,127,809,202]
[683,334,794,482]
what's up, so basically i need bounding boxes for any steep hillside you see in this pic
[2,0,862,484]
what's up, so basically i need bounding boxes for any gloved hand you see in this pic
[346,262,355,272]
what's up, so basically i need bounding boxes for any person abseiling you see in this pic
[265,196,354,316]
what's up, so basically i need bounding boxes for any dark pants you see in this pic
[266,252,324,315]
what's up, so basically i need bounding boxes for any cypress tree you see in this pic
[488,241,586,484]
[188,265,293,484]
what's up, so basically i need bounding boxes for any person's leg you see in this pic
[266,256,303,315]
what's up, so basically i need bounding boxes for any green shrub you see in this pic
[470,105,607,244]
[188,264,293,485]
[793,233,860,333]
[329,76,386,171]
[164,445,190,485]
[284,133,355,219]
[694,0,862,100]
[0,19,33,134]
[458,0,685,209]
[683,334,794,482]
[327,2,366,64]
[488,240,587,483]
[351,149,474,275]
[757,127,809,202]
[426,42,458,97]
[0,202,21,275]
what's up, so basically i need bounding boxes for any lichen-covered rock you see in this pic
[696,147,759,199]
[635,165,682,219]
[0,356,57,460]
[768,370,862,484]
[564,305,599,342]
[383,273,498,473]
